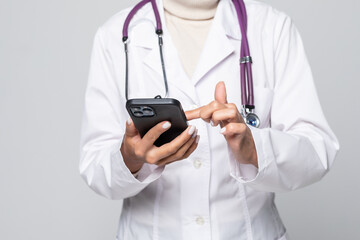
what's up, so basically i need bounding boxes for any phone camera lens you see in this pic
[142,107,154,116]
[133,111,143,117]
[132,107,141,112]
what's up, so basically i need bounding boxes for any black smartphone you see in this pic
[126,98,188,147]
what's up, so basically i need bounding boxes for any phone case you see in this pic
[126,98,188,147]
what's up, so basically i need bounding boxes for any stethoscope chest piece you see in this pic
[242,106,260,128]
[245,113,260,128]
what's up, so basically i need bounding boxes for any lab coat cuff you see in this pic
[111,142,165,186]
[135,162,165,182]
[229,126,271,185]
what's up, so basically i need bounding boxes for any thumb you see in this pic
[214,81,228,104]
[125,117,138,137]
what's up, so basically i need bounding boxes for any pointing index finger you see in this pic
[185,106,205,121]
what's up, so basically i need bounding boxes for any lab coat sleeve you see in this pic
[79,27,164,200]
[228,14,340,192]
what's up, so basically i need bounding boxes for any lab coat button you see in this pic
[195,216,205,225]
[193,159,202,169]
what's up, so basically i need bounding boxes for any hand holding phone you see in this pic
[126,98,189,147]
[120,115,200,173]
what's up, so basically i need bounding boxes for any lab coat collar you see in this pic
[130,0,241,46]
[129,0,241,102]
[218,0,242,41]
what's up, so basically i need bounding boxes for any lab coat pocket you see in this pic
[253,86,274,128]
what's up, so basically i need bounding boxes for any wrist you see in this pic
[120,143,144,173]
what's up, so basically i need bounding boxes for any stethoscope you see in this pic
[122,0,260,128]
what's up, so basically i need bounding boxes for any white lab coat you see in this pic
[79,0,339,239]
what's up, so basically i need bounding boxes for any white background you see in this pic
[0,0,359,239]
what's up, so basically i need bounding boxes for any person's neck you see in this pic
[163,0,220,20]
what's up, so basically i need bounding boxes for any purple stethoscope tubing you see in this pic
[232,0,254,108]
[123,0,162,38]
[122,0,259,127]
[122,0,168,101]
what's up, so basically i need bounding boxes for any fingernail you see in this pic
[162,122,171,129]
[196,135,200,143]
[210,120,215,126]
[192,128,198,138]
[220,127,226,134]
[188,125,196,135]
[127,117,132,125]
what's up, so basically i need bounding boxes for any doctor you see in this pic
[79,0,339,239]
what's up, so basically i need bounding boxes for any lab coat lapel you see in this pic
[130,7,162,74]
[136,33,199,101]
[191,0,241,86]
